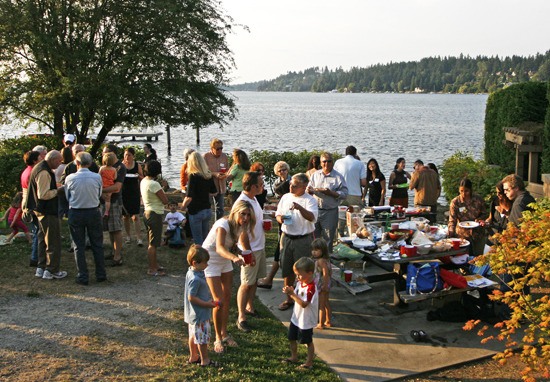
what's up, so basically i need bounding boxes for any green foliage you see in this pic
[0,0,237,152]
[230,52,550,94]
[440,151,506,203]
[484,82,549,173]
[249,149,342,193]
[0,135,61,208]
[466,198,550,381]
[543,82,550,174]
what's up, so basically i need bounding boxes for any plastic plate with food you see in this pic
[352,238,375,249]
[442,238,470,248]
[339,236,354,243]
[458,221,480,229]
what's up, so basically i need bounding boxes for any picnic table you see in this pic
[334,242,470,305]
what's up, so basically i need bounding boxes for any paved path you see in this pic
[256,261,505,382]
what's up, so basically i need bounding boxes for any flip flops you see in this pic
[200,360,219,367]
[214,340,225,354]
[410,329,428,342]
[222,335,238,347]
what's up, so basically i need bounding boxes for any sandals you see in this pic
[200,360,219,367]
[245,309,259,317]
[186,358,201,365]
[278,300,294,311]
[298,364,313,370]
[222,335,238,347]
[281,358,299,364]
[257,280,273,290]
[410,329,428,343]
[214,340,225,354]
[110,259,123,267]
[147,269,166,277]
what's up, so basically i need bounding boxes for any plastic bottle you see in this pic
[340,262,346,281]
[409,276,417,296]
[385,215,391,232]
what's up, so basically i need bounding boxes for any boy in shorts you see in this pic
[184,245,220,367]
[282,257,319,369]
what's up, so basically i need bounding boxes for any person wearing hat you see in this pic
[63,134,76,148]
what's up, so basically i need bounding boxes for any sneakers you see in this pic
[35,268,44,278]
[124,237,131,245]
[136,239,143,247]
[42,270,68,280]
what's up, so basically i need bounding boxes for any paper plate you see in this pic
[339,236,354,243]
[458,221,480,229]
[352,238,375,248]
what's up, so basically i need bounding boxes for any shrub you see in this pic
[249,149,341,194]
[440,151,507,203]
[465,198,550,381]
[484,82,548,173]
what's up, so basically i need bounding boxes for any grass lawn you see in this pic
[0,220,341,381]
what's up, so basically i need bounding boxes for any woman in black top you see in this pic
[143,143,157,163]
[181,152,217,245]
[388,157,411,207]
[365,158,386,206]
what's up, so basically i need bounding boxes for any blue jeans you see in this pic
[188,208,212,246]
[30,220,39,262]
[68,208,106,283]
[212,193,224,220]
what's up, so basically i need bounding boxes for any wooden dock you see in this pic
[107,132,163,141]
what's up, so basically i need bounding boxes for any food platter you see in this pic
[442,238,470,248]
[458,221,480,229]
[352,238,375,248]
[339,236,354,243]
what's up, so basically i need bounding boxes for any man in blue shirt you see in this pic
[65,152,106,285]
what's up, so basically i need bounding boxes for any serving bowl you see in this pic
[388,229,413,241]
[415,243,433,255]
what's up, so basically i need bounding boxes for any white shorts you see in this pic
[204,253,233,277]
[188,321,211,345]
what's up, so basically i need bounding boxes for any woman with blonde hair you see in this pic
[181,152,217,245]
[202,200,255,353]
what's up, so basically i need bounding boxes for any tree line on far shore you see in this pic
[231,51,550,94]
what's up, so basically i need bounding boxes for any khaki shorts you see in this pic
[143,210,163,247]
[240,248,266,286]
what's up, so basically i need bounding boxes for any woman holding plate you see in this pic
[448,178,487,256]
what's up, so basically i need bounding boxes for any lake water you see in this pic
[1,91,488,198]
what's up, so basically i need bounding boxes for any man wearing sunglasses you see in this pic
[203,138,229,220]
[307,152,347,252]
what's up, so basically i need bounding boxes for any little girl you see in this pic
[311,238,332,329]
[0,192,32,244]
[99,152,117,218]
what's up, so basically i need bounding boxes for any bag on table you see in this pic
[406,262,444,293]
[440,268,468,289]
[332,243,364,261]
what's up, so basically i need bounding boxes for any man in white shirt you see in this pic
[276,173,318,310]
[334,146,366,236]
[234,172,266,332]
[334,146,366,206]
[307,152,347,252]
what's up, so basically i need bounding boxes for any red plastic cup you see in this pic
[262,219,272,231]
[219,168,227,174]
[241,250,252,265]
[344,270,353,283]
[404,245,417,257]
[400,245,406,255]
[451,239,461,250]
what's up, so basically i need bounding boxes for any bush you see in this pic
[484,82,548,173]
[440,151,506,203]
[466,198,550,381]
[249,149,342,194]
[0,135,62,208]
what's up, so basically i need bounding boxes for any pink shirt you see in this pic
[203,151,229,194]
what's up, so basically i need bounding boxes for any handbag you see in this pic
[406,262,444,293]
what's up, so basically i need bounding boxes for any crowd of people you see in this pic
[4,135,537,369]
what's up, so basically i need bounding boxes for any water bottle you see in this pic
[340,262,346,281]
[409,276,417,296]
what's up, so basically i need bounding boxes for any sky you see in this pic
[221,0,550,84]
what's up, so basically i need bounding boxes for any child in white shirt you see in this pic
[163,202,186,245]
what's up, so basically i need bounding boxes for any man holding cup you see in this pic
[203,138,229,220]
[233,171,266,332]
[276,173,318,311]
